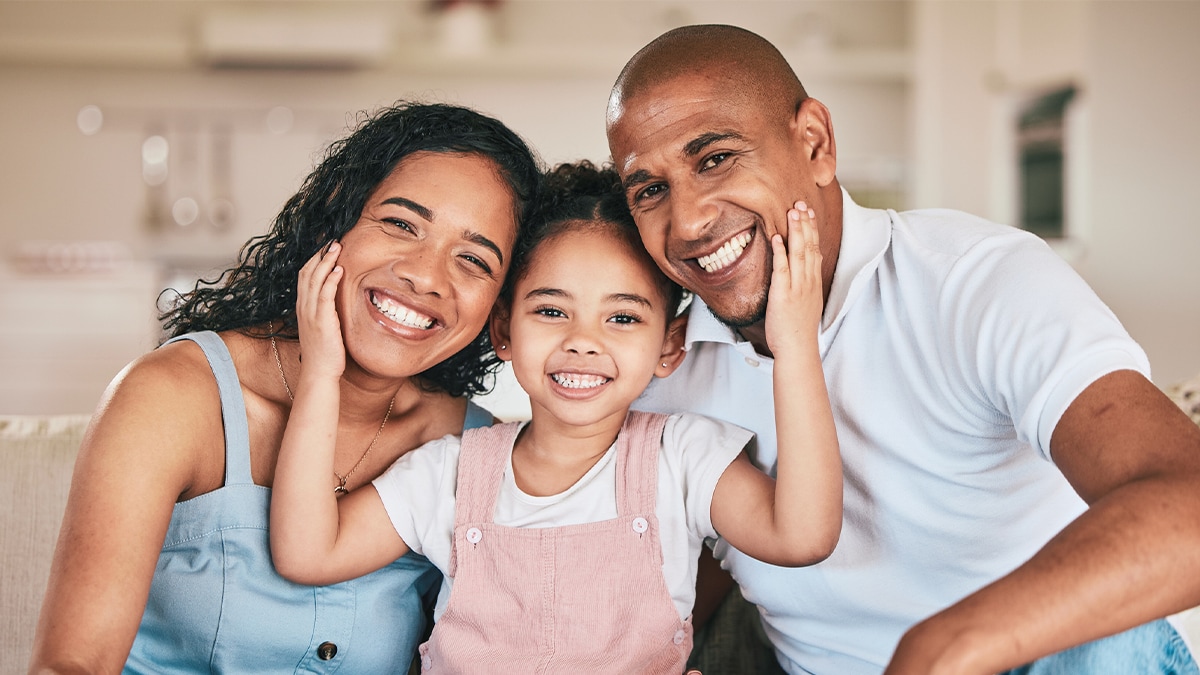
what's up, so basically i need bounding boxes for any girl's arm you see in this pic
[269,242,409,586]
[29,344,221,674]
[710,203,843,567]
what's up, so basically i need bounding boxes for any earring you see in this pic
[499,345,507,350]
[661,362,668,368]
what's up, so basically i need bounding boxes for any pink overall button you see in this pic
[631,517,649,534]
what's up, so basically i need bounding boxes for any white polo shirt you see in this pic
[632,189,1150,674]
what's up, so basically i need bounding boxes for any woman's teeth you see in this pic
[373,295,435,329]
[551,373,609,389]
[697,232,752,273]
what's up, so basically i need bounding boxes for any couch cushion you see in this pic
[0,414,90,671]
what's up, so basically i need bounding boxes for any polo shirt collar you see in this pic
[681,188,893,352]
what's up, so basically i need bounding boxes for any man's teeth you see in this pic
[373,295,435,329]
[551,373,609,389]
[697,232,752,273]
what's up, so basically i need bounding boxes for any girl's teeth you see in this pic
[697,232,752,273]
[551,373,609,389]
[373,295,435,329]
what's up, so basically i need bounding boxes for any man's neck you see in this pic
[737,322,771,359]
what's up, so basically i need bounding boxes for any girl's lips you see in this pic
[549,372,612,389]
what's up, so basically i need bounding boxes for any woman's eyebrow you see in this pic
[381,196,433,221]
[465,231,504,266]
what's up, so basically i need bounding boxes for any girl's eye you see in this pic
[609,313,641,325]
[534,306,565,319]
[700,152,730,171]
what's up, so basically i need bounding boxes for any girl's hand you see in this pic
[765,201,823,358]
[296,242,346,381]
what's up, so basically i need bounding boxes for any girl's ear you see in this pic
[489,302,513,363]
[654,314,688,378]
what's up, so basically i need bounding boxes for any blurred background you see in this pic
[1,0,1197,420]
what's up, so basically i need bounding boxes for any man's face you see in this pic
[607,73,813,328]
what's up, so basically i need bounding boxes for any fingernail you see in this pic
[808,208,815,218]
[796,201,807,211]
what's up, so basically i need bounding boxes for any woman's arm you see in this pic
[710,202,843,567]
[28,346,217,674]
[270,243,409,586]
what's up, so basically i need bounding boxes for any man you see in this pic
[608,24,1200,674]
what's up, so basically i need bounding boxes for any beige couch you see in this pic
[4,382,1200,673]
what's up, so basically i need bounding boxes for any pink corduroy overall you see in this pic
[417,410,693,674]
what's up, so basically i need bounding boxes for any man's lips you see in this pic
[695,230,753,273]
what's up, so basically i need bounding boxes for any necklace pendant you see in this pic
[334,484,350,497]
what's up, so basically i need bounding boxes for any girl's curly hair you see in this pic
[502,160,685,317]
[160,102,541,398]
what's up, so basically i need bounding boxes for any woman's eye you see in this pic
[460,254,493,276]
[700,153,730,171]
[384,218,415,234]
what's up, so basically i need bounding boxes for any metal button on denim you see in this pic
[317,641,338,660]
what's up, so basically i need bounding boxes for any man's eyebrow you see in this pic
[465,231,504,266]
[381,197,433,221]
[622,169,653,193]
[683,132,745,158]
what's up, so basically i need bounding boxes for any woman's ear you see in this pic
[489,302,513,363]
[654,314,688,378]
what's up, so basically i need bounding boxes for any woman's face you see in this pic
[334,150,518,379]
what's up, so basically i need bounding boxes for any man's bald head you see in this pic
[608,24,807,128]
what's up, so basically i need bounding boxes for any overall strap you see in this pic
[454,421,523,527]
[162,331,254,486]
[614,411,669,517]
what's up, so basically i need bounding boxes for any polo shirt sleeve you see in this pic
[372,434,460,568]
[661,412,754,542]
[943,230,1150,461]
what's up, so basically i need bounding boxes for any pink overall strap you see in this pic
[447,421,523,578]
[614,410,670,519]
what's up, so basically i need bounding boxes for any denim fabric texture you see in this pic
[1003,619,1198,675]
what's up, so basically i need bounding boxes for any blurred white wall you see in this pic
[0,0,1196,416]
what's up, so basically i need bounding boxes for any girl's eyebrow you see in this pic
[609,292,652,308]
[381,197,503,265]
[524,287,568,301]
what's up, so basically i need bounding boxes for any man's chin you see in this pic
[705,296,767,330]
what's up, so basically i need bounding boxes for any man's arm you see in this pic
[886,369,1200,674]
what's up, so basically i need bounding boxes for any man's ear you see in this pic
[793,98,837,188]
[489,302,513,363]
[654,314,688,378]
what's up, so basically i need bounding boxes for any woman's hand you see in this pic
[296,242,346,382]
[765,201,823,358]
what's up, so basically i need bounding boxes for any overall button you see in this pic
[631,517,649,534]
[317,641,338,660]
[422,654,433,670]
[466,527,483,544]
[673,629,686,645]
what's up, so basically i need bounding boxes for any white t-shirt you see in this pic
[633,189,1152,674]
[372,412,751,621]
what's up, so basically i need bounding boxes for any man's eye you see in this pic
[700,153,730,171]
[636,184,666,202]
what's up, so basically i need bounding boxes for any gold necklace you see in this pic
[270,335,394,496]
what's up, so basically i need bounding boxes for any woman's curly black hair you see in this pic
[502,160,685,318]
[160,102,542,398]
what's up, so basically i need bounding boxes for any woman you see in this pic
[28,102,541,674]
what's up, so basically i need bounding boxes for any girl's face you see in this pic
[335,151,518,379]
[494,224,684,431]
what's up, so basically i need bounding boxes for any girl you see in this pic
[270,162,841,673]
